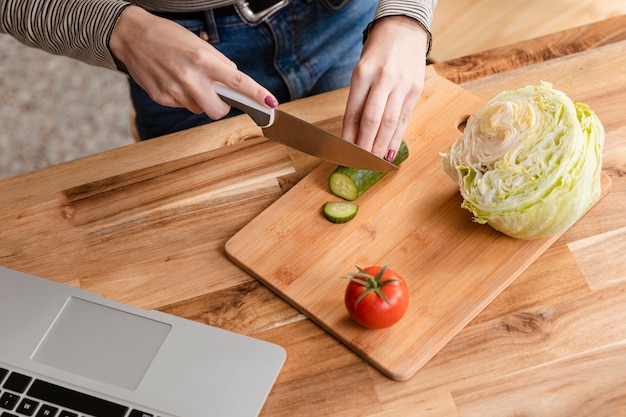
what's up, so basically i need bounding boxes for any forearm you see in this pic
[368,0,437,57]
[0,0,131,70]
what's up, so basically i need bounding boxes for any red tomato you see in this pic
[344,265,409,329]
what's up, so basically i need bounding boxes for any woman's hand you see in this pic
[109,6,278,119]
[342,16,428,160]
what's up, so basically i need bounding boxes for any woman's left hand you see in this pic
[342,16,428,160]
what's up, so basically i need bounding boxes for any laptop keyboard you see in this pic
[0,367,157,417]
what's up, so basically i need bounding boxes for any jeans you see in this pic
[129,0,378,140]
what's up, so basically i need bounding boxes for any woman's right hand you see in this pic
[109,6,278,119]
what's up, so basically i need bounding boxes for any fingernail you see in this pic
[385,149,397,161]
[264,95,278,108]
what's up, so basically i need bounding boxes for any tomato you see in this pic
[344,265,409,329]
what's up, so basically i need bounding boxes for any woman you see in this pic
[1,0,436,161]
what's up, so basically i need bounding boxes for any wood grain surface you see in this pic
[430,0,626,62]
[1,17,625,416]
[433,15,626,85]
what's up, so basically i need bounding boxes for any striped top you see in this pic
[0,0,437,71]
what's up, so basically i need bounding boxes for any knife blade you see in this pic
[214,83,398,172]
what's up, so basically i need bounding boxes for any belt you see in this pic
[153,0,289,24]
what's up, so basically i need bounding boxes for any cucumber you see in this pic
[329,140,409,201]
[323,202,359,224]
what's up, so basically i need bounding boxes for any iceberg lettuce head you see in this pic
[442,82,604,239]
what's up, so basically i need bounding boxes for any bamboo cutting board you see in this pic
[225,71,610,381]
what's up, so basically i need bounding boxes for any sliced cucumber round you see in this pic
[323,202,359,224]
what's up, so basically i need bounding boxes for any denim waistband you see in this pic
[151,7,232,20]
[151,0,289,20]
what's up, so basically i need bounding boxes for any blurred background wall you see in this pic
[0,35,133,179]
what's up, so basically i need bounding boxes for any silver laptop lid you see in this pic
[0,266,285,417]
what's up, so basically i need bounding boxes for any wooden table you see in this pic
[2,16,626,416]
[429,0,626,62]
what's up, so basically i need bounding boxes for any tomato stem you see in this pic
[346,265,399,307]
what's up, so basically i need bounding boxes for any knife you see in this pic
[214,84,398,172]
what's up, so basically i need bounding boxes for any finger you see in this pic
[178,53,236,119]
[381,95,414,161]
[384,115,407,162]
[178,97,207,115]
[173,67,234,120]
[225,70,277,108]
[342,81,369,144]
[149,83,206,114]
[193,67,277,120]
[166,80,225,117]
[386,85,423,160]
[191,86,231,120]
[370,90,405,158]
[354,84,392,156]
[137,61,222,116]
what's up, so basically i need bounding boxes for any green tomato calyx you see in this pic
[346,265,398,307]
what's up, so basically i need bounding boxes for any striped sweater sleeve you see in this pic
[366,0,438,58]
[0,0,131,70]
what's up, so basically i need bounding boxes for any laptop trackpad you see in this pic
[32,297,171,390]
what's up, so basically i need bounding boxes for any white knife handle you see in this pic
[213,83,275,128]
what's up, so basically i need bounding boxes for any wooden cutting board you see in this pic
[225,70,611,381]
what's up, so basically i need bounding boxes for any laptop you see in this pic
[0,266,286,417]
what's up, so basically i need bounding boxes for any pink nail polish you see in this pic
[264,95,278,108]
[386,149,397,162]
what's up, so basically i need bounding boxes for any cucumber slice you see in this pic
[323,202,359,224]
[329,140,409,201]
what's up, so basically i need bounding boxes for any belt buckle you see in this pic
[234,0,289,24]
